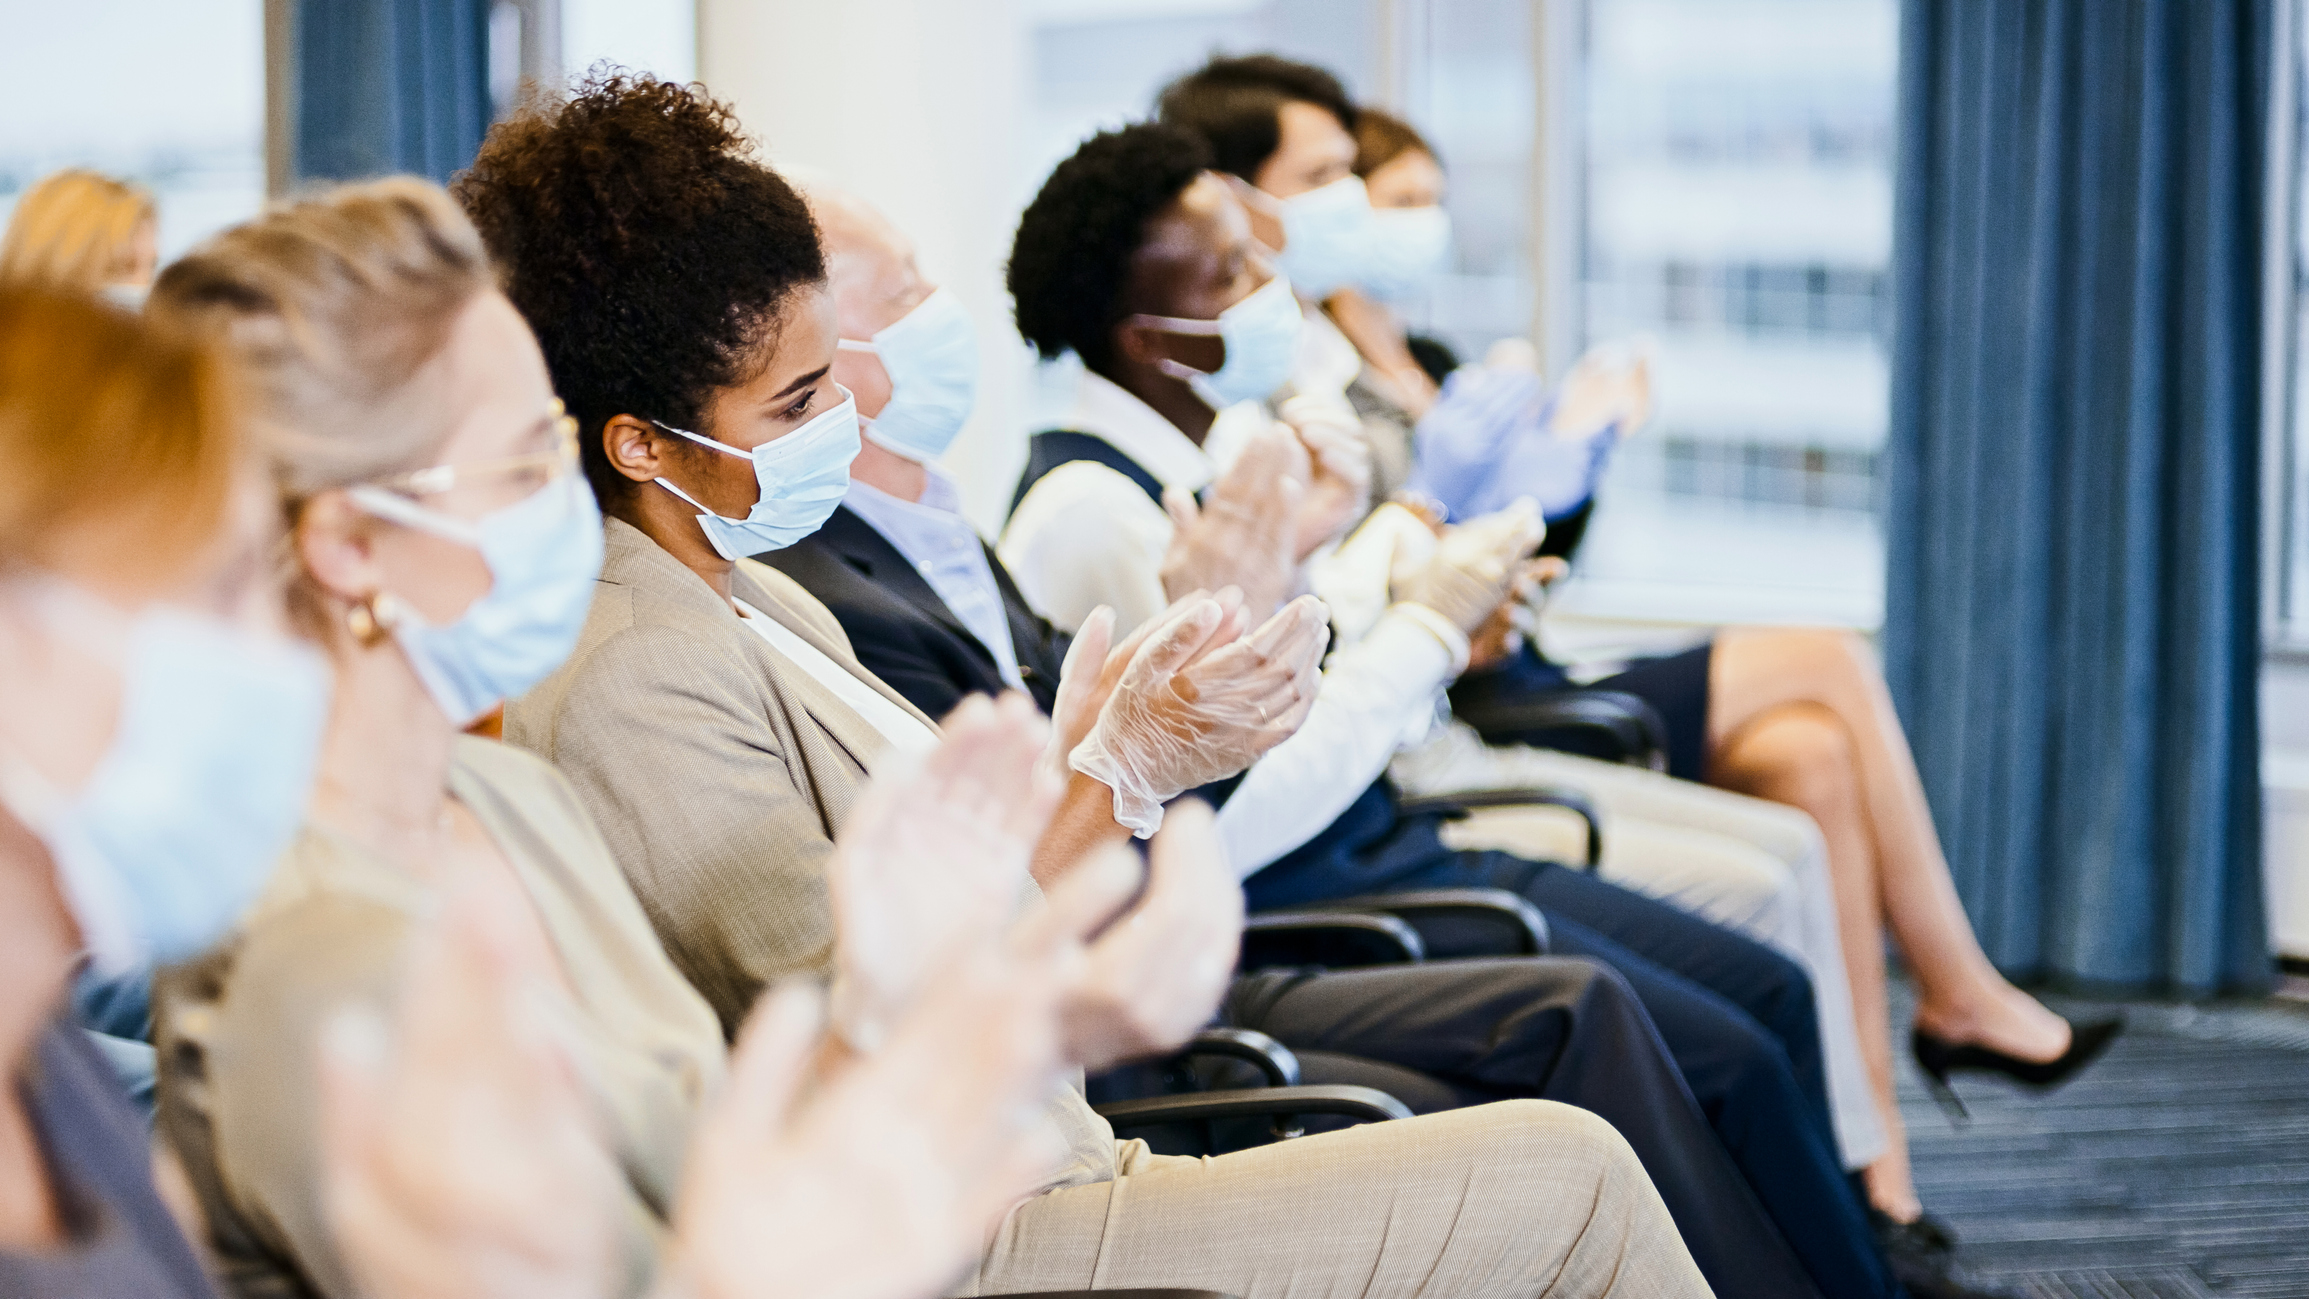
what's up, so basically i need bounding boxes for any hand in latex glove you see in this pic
[1160,423,1303,620]
[1041,590,1244,792]
[829,693,1060,1050]
[1397,499,1546,635]
[671,849,1141,1299]
[319,873,619,1299]
[1071,593,1331,835]
[1277,396,1375,561]
[1059,800,1244,1071]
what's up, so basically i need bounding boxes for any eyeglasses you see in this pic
[364,400,580,500]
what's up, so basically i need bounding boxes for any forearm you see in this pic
[1214,609,1458,874]
[1029,771,1135,888]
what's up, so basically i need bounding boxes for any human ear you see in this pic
[603,415,667,485]
[295,490,387,609]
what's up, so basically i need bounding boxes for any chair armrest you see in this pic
[1454,688,1669,772]
[1181,1027,1301,1088]
[1299,888,1551,959]
[1095,1084,1414,1135]
[1240,912,1425,970]
[1396,784,1603,868]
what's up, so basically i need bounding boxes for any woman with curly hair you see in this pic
[462,71,1708,1299]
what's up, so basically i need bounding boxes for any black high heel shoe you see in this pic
[1911,1014,2124,1121]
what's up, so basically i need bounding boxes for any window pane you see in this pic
[0,1,265,265]
[1569,0,1896,628]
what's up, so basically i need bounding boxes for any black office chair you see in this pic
[1448,685,1671,773]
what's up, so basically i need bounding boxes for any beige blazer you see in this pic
[509,517,937,1029]
[508,519,1116,1196]
[156,737,726,1299]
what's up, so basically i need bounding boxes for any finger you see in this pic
[1057,607,1116,698]
[716,982,826,1147]
[1130,597,1226,682]
[1161,488,1202,534]
[316,1007,390,1208]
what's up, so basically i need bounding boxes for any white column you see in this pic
[698,0,1034,534]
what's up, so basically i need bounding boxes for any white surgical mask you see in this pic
[838,288,980,463]
[652,385,862,558]
[0,583,332,973]
[1358,206,1452,301]
[1275,176,1380,298]
[347,471,605,726]
[1133,273,1305,409]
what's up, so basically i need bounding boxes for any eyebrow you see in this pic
[769,365,831,402]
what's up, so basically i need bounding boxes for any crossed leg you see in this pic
[1705,627,2073,1218]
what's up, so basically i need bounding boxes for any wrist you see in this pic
[1386,602,1472,676]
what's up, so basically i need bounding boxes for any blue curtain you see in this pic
[295,0,492,184]
[1884,0,2272,994]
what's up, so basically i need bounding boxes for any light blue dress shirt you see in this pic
[842,470,1027,693]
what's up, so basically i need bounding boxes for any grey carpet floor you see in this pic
[1893,982,2309,1299]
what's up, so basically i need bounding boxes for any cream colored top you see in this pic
[156,737,728,1299]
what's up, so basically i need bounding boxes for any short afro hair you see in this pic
[1155,54,1358,181]
[453,70,824,508]
[1009,122,1211,373]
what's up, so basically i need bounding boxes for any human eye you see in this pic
[779,385,820,423]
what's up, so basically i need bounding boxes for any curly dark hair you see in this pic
[453,70,824,507]
[1155,54,1358,181]
[1008,123,1211,373]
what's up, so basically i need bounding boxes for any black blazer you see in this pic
[759,505,1071,722]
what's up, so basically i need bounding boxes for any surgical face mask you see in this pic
[652,385,861,558]
[1358,206,1453,301]
[838,288,979,463]
[347,471,606,727]
[1275,176,1380,298]
[0,584,332,974]
[1135,273,1305,409]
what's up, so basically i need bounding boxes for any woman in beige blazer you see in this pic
[145,177,1158,1299]
[470,73,1708,1299]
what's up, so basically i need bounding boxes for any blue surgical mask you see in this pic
[1276,176,1380,298]
[839,288,979,463]
[1137,273,1305,409]
[0,585,332,973]
[652,385,861,558]
[347,470,605,726]
[1358,206,1452,301]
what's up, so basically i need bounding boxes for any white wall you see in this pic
[698,0,1036,534]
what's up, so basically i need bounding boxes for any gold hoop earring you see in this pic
[345,593,395,647]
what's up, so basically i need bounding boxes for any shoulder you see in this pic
[735,560,854,651]
[1005,461,1169,554]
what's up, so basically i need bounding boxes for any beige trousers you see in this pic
[955,1101,1710,1299]
[1392,722,1889,1172]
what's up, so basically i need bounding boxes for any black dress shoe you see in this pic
[1870,1206,1957,1264]
[1910,1014,2124,1119]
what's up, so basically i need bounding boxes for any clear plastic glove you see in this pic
[670,846,1142,1299]
[828,693,1061,1051]
[1059,800,1245,1071]
[1041,592,1241,795]
[1071,593,1330,835]
[1160,422,1303,620]
[1277,396,1375,561]
[1397,499,1546,635]
[318,873,620,1299]
[317,755,1148,1299]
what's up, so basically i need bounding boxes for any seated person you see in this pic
[996,117,2001,1299]
[1165,51,2123,1238]
[460,72,1707,1299]
[0,281,1064,1299]
[763,179,1836,1299]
